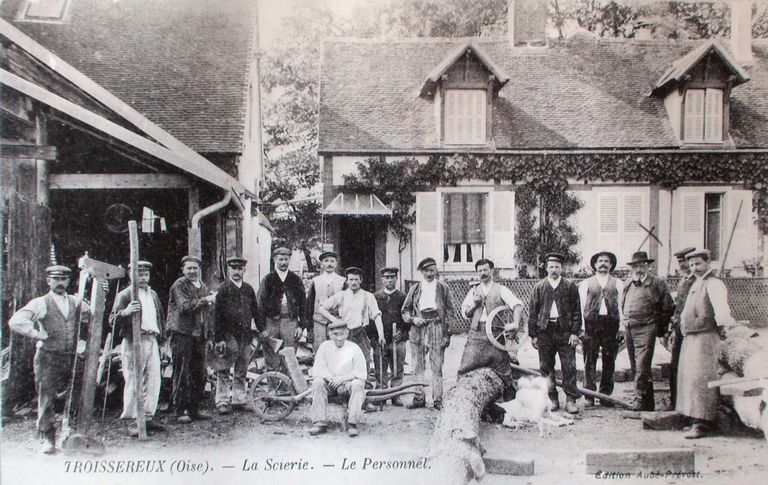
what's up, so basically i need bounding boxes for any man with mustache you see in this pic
[620,251,675,411]
[665,246,695,409]
[8,265,94,453]
[167,255,216,423]
[306,250,346,353]
[528,253,582,414]
[578,251,624,406]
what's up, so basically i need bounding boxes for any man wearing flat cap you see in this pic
[319,267,385,397]
[401,257,454,410]
[620,251,675,411]
[213,256,258,415]
[167,255,216,423]
[373,267,409,404]
[9,265,94,453]
[527,253,582,414]
[111,260,165,436]
[676,249,735,439]
[578,251,624,406]
[257,247,307,370]
[665,246,695,409]
[306,250,346,354]
[309,320,368,437]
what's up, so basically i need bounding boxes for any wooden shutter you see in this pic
[489,191,515,267]
[622,194,647,252]
[415,192,442,269]
[705,88,723,142]
[597,194,620,252]
[684,89,705,142]
[445,90,486,144]
[679,193,704,249]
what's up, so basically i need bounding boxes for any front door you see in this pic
[338,217,376,292]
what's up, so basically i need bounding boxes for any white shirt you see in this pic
[461,281,523,321]
[312,340,368,381]
[8,292,90,340]
[276,269,289,282]
[51,292,70,316]
[547,277,561,318]
[418,279,437,310]
[322,289,382,329]
[229,277,243,288]
[681,270,735,327]
[137,287,160,333]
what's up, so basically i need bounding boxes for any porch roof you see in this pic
[323,193,392,216]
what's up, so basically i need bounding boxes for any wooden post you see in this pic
[128,221,147,440]
[76,279,106,432]
[719,200,744,275]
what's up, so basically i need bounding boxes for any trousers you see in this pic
[121,335,161,419]
[34,348,72,435]
[625,322,657,411]
[408,320,445,403]
[215,333,251,406]
[311,378,366,426]
[265,315,298,370]
[372,340,406,389]
[537,326,579,402]
[170,332,207,416]
[582,316,619,397]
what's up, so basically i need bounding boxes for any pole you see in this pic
[128,221,147,440]
[392,323,397,393]
[719,200,744,275]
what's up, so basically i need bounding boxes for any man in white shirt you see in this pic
[306,250,346,353]
[676,249,736,439]
[578,251,624,406]
[8,265,93,453]
[458,259,523,400]
[111,260,165,436]
[309,320,368,437]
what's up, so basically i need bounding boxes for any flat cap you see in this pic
[328,320,348,330]
[345,266,364,277]
[380,267,399,276]
[318,250,338,261]
[686,248,711,260]
[46,265,72,276]
[272,247,291,257]
[226,256,247,266]
[129,260,153,270]
[417,257,437,271]
[545,252,565,263]
[673,247,696,259]
[181,255,202,265]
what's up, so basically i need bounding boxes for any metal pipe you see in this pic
[188,190,232,255]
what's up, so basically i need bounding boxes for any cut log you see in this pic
[427,368,504,485]
[641,411,690,430]
[719,335,762,377]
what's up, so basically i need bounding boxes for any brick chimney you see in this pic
[731,0,754,66]
[507,0,548,48]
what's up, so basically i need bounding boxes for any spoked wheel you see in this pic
[248,371,296,421]
[485,305,528,351]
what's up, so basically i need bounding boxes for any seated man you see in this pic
[309,320,368,438]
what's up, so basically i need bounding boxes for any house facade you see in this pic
[318,1,767,286]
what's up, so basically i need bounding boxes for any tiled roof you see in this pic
[653,40,749,92]
[319,36,768,152]
[1,0,254,153]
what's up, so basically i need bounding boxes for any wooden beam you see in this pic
[48,173,192,190]
[1,144,56,160]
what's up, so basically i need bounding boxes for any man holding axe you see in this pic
[111,260,165,436]
[373,267,409,406]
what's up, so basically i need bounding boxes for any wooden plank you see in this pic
[128,221,147,440]
[585,449,695,474]
[720,382,765,397]
[49,173,192,190]
[483,455,534,476]
[1,144,56,160]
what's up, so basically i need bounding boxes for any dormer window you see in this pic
[17,0,71,23]
[445,89,487,145]
[684,88,723,143]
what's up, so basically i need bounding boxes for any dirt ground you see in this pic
[2,336,766,485]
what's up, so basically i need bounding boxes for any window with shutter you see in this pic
[704,193,723,261]
[684,88,723,143]
[596,191,649,259]
[443,192,487,265]
[444,89,486,145]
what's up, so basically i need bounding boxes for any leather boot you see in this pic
[41,430,56,455]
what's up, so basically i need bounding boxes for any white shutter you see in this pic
[679,193,704,249]
[415,192,442,270]
[469,91,486,144]
[684,89,705,142]
[622,194,647,252]
[597,194,620,253]
[445,89,486,144]
[705,88,723,142]
[445,90,459,144]
[724,190,755,268]
[490,191,515,267]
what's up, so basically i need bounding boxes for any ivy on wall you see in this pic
[344,152,768,263]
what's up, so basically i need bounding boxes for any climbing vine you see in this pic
[344,152,768,265]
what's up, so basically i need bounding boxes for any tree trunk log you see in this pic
[718,330,762,377]
[427,368,504,485]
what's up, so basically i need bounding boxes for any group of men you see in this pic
[8,241,734,452]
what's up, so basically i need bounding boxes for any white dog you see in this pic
[498,376,574,437]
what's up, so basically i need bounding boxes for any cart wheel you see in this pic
[248,371,296,421]
[485,305,529,351]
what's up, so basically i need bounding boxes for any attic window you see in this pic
[684,88,723,143]
[444,89,486,145]
[18,0,70,23]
